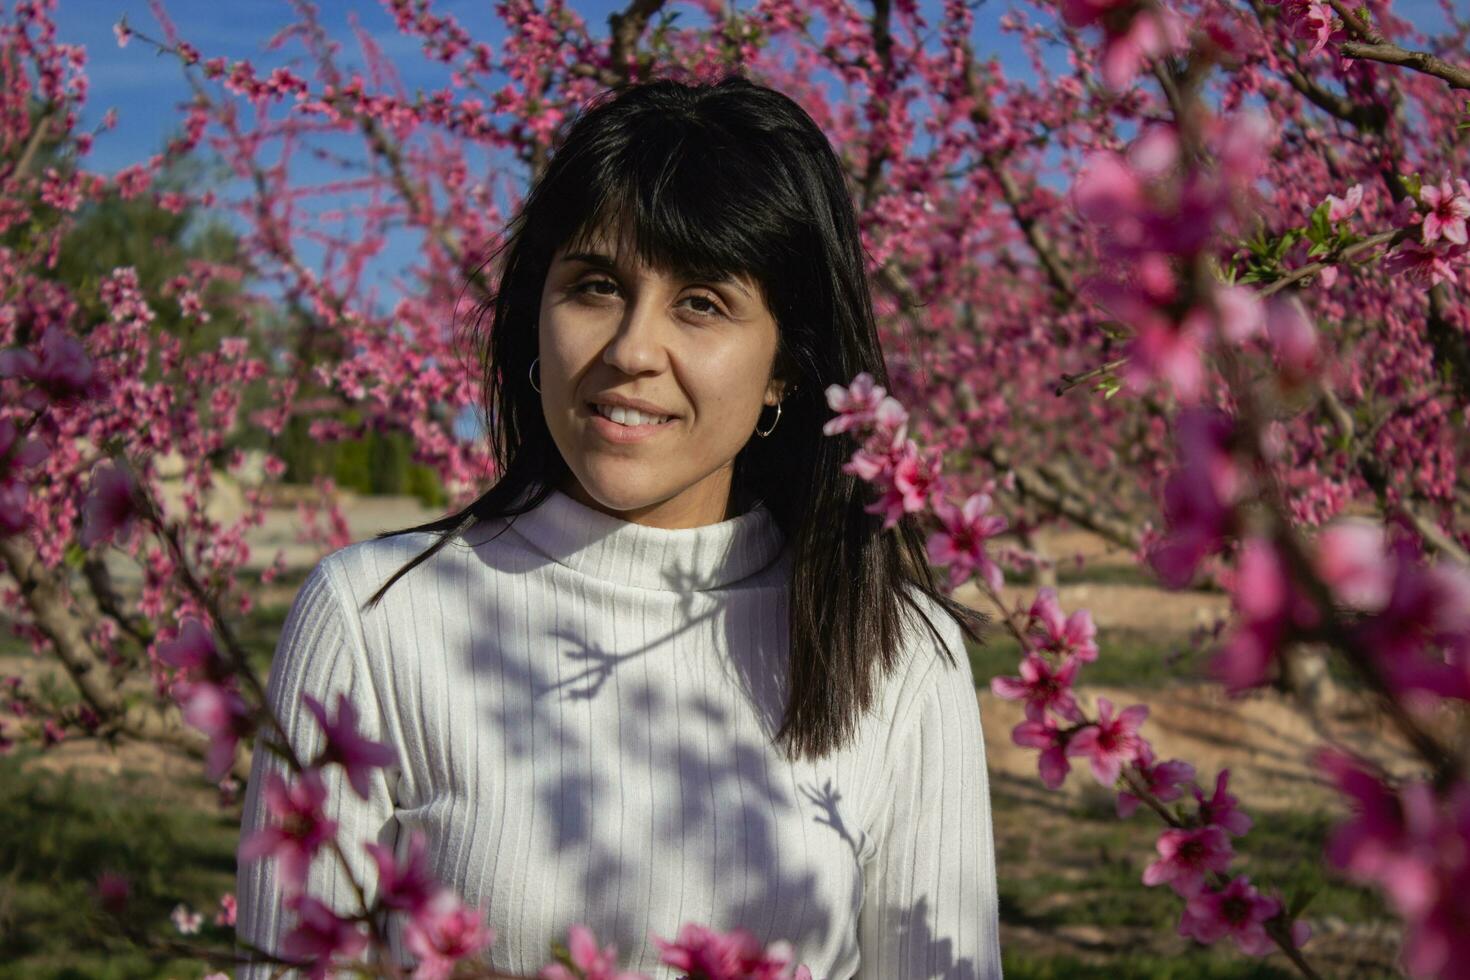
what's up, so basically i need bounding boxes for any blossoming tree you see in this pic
[1,0,1468,976]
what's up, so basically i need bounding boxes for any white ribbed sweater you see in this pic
[234,488,1002,979]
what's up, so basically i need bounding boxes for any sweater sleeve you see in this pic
[234,554,403,978]
[855,615,1003,980]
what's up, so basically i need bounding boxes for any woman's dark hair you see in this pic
[363,70,987,763]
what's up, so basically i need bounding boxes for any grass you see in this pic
[0,749,238,979]
[1002,950,1298,978]
[1007,562,1178,590]
[966,627,1214,690]
[989,770,1393,976]
[994,803,1384,930]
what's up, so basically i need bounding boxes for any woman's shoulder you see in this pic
[888,582,980,719]
[309,524,485,608]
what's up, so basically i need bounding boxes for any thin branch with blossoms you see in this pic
[822,370,1321,975]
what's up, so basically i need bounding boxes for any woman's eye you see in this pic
[575,278,619,298]
[573,279,725,318]
[684,294,725,317]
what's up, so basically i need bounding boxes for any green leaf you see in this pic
[63,541,87,568]
[1308,201,1333,244]
[1288,885,1319,919]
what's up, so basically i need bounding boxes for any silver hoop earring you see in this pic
[755,400,782,437]
[528,356,541,394]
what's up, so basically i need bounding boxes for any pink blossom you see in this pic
[1318,749,1441,916]
[1126,306,1210,402]
[113,164,152,199]
[177,679,254,780]
[1012,718,1073,789]
[538,923,650,980]
[1268,0,1341,57]
[402,889,497,980]
[854,439,940,530]
[840,445,891,483]
[1071,151,1147,248]
[0,327,100,402]
[279,894,369,980]
[237,768,339,890]
[926,492,1008,591]
[93,872,131,915]
[113,19,131,48]
[1419,177,1470,246]
[822,373,888,435]
[868,397,909,444]
[991,653,1081,723]
[1353,550,1470,700]
[364,827,441,915]
[1142,825,1234,896]
[1382,239,1466,288]
[1211,536,1321,692]
[1099,6,1191,91]
[1059,1,1189,90]
[302,691,397,800]
[1396,784,1470,978]
[1177,875,1298,956]
[1117,743,1195,818]
[1263,294,1321,386]
[1127,125,1180,180]
[157,618,226,679]
[1325,183,1364,222]
[1213,282,1265,345]
[171,902,203,935]
[214,892,237,927]
[1027,587,1098,663]
[0,421,46,536]
[1065,696,1148,785]
[1313,519,1394,613]
[1194,770,1253,836]
[79,462,140,548]
[651,923,799,980]
[0,420,47,477]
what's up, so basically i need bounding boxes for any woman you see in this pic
[236,72,1002,979]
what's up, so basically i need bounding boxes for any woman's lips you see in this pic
[586,406,679,444]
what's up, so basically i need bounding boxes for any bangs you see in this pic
[556,122,796,296]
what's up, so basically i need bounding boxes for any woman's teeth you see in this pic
[594,404,672,426]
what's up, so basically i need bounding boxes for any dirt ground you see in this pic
[2,493,1418,973]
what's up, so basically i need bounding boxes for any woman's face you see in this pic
[537,224,788,528]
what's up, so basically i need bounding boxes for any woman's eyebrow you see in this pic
[561,251,752,299]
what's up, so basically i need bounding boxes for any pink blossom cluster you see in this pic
[828,373,1317,963]
[1058,0,1191,91]
[1260,0,1346,59]
[1320,750,1470,977]
[823,372,946,531]
[1215,520,1470,698]
[1067,112,1342,404]
[1384,177,1470,288]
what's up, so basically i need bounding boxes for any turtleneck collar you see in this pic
[501,487,787,592]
